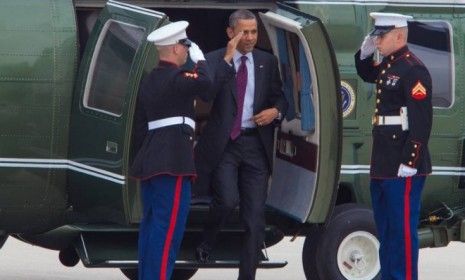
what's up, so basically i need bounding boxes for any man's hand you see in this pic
[189,42,206,63]
[397,164,417,177]
[252,108,279,126]
[224,31,243,63]
[360,35,376,60]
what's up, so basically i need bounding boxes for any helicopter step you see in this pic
[73,224,287,269]
[181,259,288,269]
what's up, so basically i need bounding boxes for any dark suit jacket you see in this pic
[194,48,287,185]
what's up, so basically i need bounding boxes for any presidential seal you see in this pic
[341,81,356,118]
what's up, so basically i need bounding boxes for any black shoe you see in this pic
[195,242,211,263]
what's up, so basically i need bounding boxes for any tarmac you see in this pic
[0,236,463,279]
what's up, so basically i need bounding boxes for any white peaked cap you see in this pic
[147,21,189,45]
[369,12,413,36]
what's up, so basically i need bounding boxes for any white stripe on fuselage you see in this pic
[341,165,465,176]
[285,0,462,8]
[0,158,125,185]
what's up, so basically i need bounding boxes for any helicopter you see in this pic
[0,0,340,279]
[2,0,464,280]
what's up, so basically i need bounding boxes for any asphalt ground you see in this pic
[0,237,463,279]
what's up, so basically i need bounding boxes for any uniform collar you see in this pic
[158,60,178,68]
[387,45,409,62]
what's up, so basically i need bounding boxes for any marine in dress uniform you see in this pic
[355,13,433,280]
[131,21,212,280]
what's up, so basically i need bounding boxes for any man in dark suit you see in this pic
[194,9,288,280]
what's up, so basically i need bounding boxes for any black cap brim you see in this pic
[178,38,192,47]
[369,25,395,36]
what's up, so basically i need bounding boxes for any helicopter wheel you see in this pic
[302,225,324,280]
[120,268,198,280]
[0,234,8,250]
[120,268,137,280]
[303,203,381,280]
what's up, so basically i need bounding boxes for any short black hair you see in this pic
[229,9,256,28]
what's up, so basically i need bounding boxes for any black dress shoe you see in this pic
[195,242,212,263]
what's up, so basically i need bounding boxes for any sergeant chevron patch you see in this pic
[411,81,427,100]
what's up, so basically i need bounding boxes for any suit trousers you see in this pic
[203,133,270,280]
[370,176,425,280]
[138,175,191,280]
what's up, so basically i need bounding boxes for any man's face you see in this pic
[374,29,399,56]
[175,43,189,65]
[228,19,258,54]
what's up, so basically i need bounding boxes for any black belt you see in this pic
[240,127,258,136]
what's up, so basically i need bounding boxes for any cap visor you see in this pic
[179,38,192,47]
[369,25,395,36]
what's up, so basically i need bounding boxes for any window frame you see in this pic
[82,19,146,117]
[407,19,454,109]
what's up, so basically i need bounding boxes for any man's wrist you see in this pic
[273,107,282,120]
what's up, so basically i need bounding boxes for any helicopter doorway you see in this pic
[260,7,341,223]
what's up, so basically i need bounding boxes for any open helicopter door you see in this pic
[68,0,166,224]
[260,5,342,223]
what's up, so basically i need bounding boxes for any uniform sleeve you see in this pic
[354,50,380,83]
[132,86,148,156]
[173,61,213,101]
[401,65,433,168]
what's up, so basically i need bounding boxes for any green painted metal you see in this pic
[0,0,77,233]
[68,1,166,225]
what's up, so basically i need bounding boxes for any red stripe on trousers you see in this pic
[404,177,412,280]
[160,176,183,280]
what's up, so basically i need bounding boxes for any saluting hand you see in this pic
[189,42,206,63]
[224,31,243,63]
[360,35,376,60]
[253,108,279,126]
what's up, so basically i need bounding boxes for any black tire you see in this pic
[302,225,324,280]
[0,234,8,249]
[120,268,198,280]
[120,268,137,280]
[171,269,198,280]
[314,204,381,280]
[59,247,80,267]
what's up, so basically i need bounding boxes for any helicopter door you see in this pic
[259,6,342,223]
[67,0,166,223]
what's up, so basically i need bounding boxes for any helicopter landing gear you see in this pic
[59,246,80,267]
[120,268,198,280]
[302,204,381,280]
[0,233,7,250]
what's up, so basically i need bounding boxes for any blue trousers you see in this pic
[370,176,425,280]
[138,175,191,280]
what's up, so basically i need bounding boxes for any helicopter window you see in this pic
[83,20,145,116]
[275,28,316,133]
[276,29,297,119]
[408,21,453,108]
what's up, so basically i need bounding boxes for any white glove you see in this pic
[189,42,205,63]
[360,35,376,60]
[397,164,417,177]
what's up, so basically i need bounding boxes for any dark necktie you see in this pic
[230,56,248,140]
